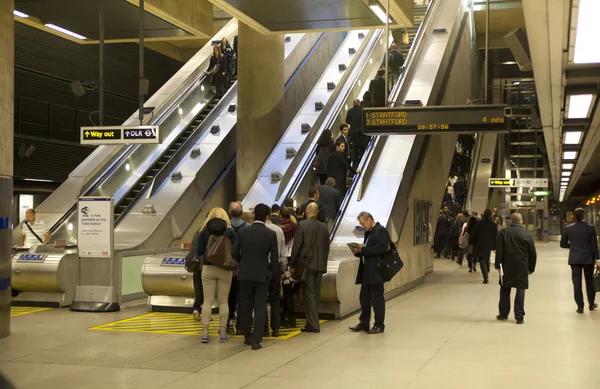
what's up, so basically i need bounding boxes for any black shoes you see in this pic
[244,338,252,345]
[348,324,369,332]
[483,279,489,284]
[367,326,385,334]
[263,330,270,338]
[251,342,262,350]
[271,330,280,337]
[577,307,584,314]
[590,304,598,311]
[496,315,508,321]
[516,319,524,325]
[300,327,320,333]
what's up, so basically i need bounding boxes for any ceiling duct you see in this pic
[504,28,532,72]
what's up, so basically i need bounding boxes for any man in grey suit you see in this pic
[232,203,279,350]
[290,203,330,333]
[317,177,342,224]
[560,208,600,313]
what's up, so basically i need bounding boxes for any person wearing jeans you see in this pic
[196,207,237,342]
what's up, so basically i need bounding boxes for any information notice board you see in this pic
[77,197,114,258]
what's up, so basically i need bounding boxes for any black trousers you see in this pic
[499,286,525,320]
[359,283,385,327]
[193,269,203,310]
[239,279,269,343]
[282,283,298,323]
[227,275,238,325]
[265,264,282,332]
[478,251,492,281]
[570,264,596,308]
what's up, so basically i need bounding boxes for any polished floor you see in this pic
[1,242,599,389]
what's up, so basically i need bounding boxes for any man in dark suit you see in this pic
[335,123,351,165]
[317,177,342,224]
[290,203,330,333]
[345,99,370,168]
[349,212,390,334]
[232,203,279,350]
[560,208,600,313]
[327,139,361,195]
[369,69,386,107]
[495,213,537,324]
[453,177,466,206]
[433,211,450,258]
[471,209,497,284]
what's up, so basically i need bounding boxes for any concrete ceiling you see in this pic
[474,1,525,49]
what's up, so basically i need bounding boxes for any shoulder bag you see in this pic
[593,266,600,293]
[184,231,203,273]
[377,236,404,282]
[23,221,43,244]
[205,232,238,271]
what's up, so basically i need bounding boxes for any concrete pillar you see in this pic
[236,23,284,199]
[0,0,14,339]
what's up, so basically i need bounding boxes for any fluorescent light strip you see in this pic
[562,163,574,170]
[567,94,593,119]
[562,171,572,177]
[13,10,28,18]
[369,5,392,24]
[574,0,600,64]
[564,131,583,145]
[563,151,577,160]
[561,177,569,182]
[45,23,86,40]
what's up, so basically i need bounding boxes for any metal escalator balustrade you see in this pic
[113,81,235,224]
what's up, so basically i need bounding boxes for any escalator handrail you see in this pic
[273,30,379,202]
[328,0,439,241]
[281,30,384,203]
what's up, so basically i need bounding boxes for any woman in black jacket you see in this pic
[315,129,334,185]
[207,45,228,97]
[361,91,375,107]
[462,215,479,272]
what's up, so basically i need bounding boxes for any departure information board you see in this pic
[81,126,160,145]
[362,105,510,135]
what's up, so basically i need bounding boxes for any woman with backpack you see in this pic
[196,207,238,343]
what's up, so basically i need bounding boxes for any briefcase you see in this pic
[593,268,600,293]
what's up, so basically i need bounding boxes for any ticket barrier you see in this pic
[11,246,79,308]
[141,251,195,312]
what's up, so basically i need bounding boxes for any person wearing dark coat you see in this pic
[335,123,352,165]
[289,203,330,333]
[462,215,479,272]
[471,209,497,284]
[346,99,371,168]
[349,212,390,334]
[207,45,228,98]
[317,178,342,224]
[560,208,600,313]
[232,203,279,350]
[434,211,450,258]
[315,129,335,185]
[327,139,361,195]
[442,188,452,208]
[495,213,537,324]
[369,68,387,107]
[453,177,466,206]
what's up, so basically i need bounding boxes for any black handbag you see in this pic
[378,239,404,282]
[593,267,600,293]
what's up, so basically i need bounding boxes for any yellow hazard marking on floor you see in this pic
[89,312,326,340]
[10,307,52,317]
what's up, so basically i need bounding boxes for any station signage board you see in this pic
[77,197,113,258]
[81,126,159,145]
[489,178,549,188]
[362,105,510,135]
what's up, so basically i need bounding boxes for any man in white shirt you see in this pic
[19,209,50,248]
[265,207,287,337]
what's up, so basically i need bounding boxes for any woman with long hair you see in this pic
[279,206,298,327]
[315,129,335,185]
[196,207,237,343]
[464,216,479,272]
[207,45,228,97]
[361,90,375,107]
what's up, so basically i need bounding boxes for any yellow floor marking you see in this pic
[90,312,326,340]
[10,306,52,317]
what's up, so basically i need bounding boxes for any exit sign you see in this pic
[80,126,160,145]
[533,191,550,196]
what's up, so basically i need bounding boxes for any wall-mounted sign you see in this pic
[489,178,549,188]
[77,197,113,258]
[533,191,550,196]
[81,126,159,145]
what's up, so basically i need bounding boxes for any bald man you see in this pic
[290,203,330,332]
[20,209,50,248]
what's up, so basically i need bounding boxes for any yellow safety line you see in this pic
[10,307,52,317]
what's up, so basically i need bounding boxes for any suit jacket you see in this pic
[335,134,351,161]
[560,221,599,265]
[434,215,450,238]
[290,217,330,273]
[471,218,497,256]
[369,77,386,107]
[345,105,362,135]
[355,222,390,285]
[453,181,466,200]
[495,224,536,289]
[232,222,279,283]
[316,184,342,222]
[327,150,356,192]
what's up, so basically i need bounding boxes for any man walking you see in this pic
[290,203,330,333]
[232,203,279,350]
[560,208,599,313]
[349,212,389,334]
[495,213,537,324]
[471,209,497,284]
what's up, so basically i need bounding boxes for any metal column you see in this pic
[99,2,105,125]
[138,0,145,124]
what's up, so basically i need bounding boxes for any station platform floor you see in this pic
[1,242,599,389]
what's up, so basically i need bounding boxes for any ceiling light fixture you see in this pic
[13,10,29,18]
[563,151,577,160]
[574,0,600,64]
[561,177,569,182]
[502,61,517,65]
[567,94,593,118]
[369,4,392,24]
[45,23,86,40]
[562,163,574,170]
[564,131,583,145]
[562,171,572,177]
[513,81,520,85]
